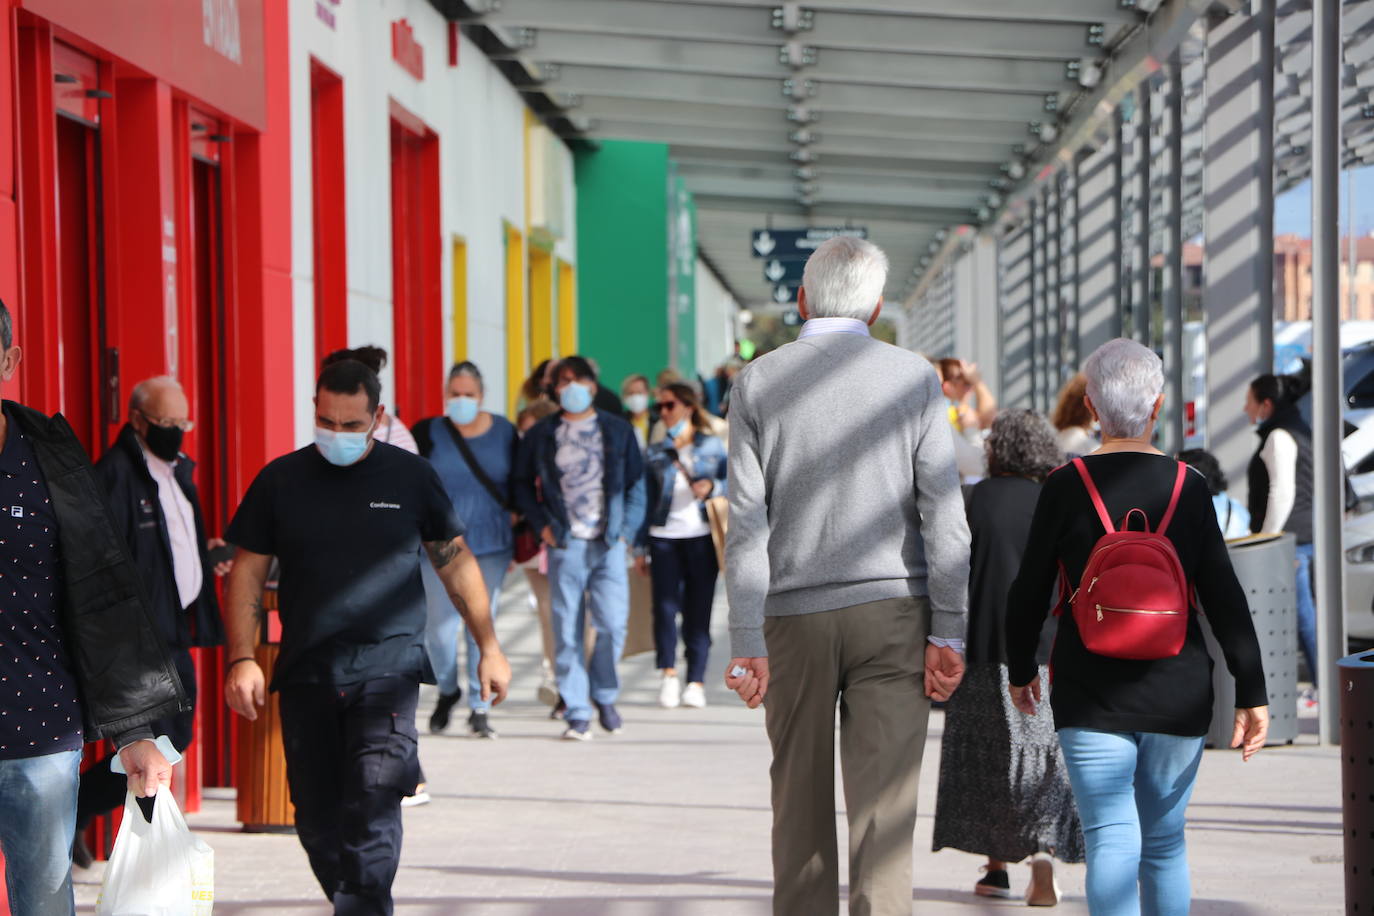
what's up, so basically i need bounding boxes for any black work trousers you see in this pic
[77,649,198,826]
[278,674,420,916]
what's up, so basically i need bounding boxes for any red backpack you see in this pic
[1061,458,1191,660]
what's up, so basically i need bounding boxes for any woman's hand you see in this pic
[1009,676,1041,716]
[1231,706,1270,762]
[634,555,650,577]
[691,479,714,500]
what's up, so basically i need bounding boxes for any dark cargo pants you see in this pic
[279,674,420,916]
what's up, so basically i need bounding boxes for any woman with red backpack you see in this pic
[1005,338,1270,915]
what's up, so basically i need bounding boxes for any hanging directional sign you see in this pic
[751,227,868,259]
[771,283,801,304]
[781,308,803,327]
[762,258,806,285]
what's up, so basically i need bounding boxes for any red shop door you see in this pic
[54,112,109,454]
[389,108,442,426]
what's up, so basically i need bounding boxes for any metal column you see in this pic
[1059,168,1080,377]
[1076,127,1122,359]
[1162,53,1187,456]
[1311,0,1344,745]
[999,223,1034,408]
[1202,0,1276,500]
[1135,84,1153,349]
[1030,196,1046,410]
[1046,180,1062,403]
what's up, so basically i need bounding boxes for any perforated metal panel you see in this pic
[1339,652,1374,913]
[1202,534,1299,748]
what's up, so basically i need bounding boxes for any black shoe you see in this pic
[594,702,623,734]
[974,867,1013,899]
[468,711,497,739]
[71,831,93,870]
[429,690,462,734]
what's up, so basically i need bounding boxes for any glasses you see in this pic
[658,400,681,410]
[138,409,194,432]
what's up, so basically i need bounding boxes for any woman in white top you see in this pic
[634,383,728,710]
[1052,373,1098,459]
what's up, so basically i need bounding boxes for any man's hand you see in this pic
[634,554,650,577]
[540,525,558,548]
[225,659,266,721]
[924,644,965,702]
[725,657,769,709]
[118,740,173,798]
[690,479,714,500]
[960,360,983,386]
[207,537,234,577]
[1009,675,1042,716]
[1232,705,1270,762]
[477,648,512,705]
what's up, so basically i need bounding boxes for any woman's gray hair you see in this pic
[800,237,889,321]
[448,360,484,393]
[1082,338,1164,438]
[986,409,1063,482]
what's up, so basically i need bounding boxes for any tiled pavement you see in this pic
[74,578,1345,914]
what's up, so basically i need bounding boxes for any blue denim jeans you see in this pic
[0,749,81,916]
[1058,728,1205,916]
[423,550,512,710]
[1295,542,1318,687]
[548,537,629,723]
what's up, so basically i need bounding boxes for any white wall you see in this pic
[695,260,739,378]
[288,0,576,445]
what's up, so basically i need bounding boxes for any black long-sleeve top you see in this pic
[1005,452,1268,737]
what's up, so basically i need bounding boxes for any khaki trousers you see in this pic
[764,597,932,916]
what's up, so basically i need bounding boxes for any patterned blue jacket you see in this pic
[637,431,728,548]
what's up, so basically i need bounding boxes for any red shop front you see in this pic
[0,0,295,886]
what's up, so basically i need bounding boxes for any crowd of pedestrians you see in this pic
[0,234,1316,916]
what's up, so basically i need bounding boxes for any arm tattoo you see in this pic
[424,538,463,570]
[249,597,265,627]
[447,589,471,618]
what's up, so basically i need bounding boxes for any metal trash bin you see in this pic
[1202,533,1299,748]
[1341,651,1374,913]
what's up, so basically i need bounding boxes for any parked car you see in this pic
[1345,509,1374,648]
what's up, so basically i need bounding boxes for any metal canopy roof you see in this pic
[442,0,1151,307]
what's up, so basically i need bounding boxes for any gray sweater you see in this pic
[725,330,971,658]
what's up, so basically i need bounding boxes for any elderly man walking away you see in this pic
[724,237,971,916]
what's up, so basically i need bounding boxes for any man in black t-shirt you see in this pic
[223,359,511,915]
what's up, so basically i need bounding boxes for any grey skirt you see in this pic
[931,663,1085,863]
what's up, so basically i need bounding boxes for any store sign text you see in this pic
[392,19,424,81]
[202,0,243,64]
[316,0,340,30]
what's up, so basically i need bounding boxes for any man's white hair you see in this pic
[128,375,182,419]
[1082,338,1164,438]
[801,237,889,321]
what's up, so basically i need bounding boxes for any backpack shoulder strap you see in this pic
[1072,457,1115,534]
[1156,461,1189,537]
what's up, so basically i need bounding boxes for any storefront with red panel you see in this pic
[0,0,294,886]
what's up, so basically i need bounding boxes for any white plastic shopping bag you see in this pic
[96,786,214,916]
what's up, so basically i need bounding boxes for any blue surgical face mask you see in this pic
[560,381,594,414]
[667,418,688,439]
[446,396,480,426]
[315,423,374,467]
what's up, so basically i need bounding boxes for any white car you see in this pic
[1343,509,1374,645]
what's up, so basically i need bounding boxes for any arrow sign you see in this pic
[763,258,806,285]
[772,285,791,304]
[751,227,868,259]
[781,308,803,327]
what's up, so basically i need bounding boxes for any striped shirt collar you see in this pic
[797,317,871,340]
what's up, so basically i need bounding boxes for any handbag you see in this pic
[444,421,539,564]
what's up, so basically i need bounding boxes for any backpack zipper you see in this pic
[1095,604,1183,622]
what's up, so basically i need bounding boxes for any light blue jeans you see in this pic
[423,550,512,711]
[547,538,629,723]
[1295,542,1318,687]
[0,749,81,916]
[1058,728,1205,916]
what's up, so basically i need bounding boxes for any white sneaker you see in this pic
[537,664,559,707]
[659,674,682,708]
[681,682,707,708]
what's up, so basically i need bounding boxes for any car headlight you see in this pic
[1348,542,1374,564]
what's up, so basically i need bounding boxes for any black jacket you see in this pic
[95,424,225,649]
[7,402,187,740]
[1248,404,1314,544]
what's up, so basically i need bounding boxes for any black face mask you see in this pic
[143,423,184,462]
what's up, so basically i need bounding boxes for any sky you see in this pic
[1274,164,1374,236]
